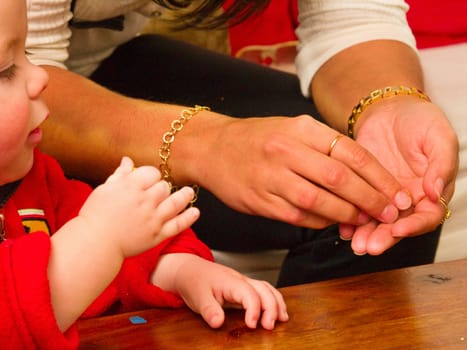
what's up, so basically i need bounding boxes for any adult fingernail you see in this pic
[357,211,369,224]
[353,250,367,256]
[395,190,412,210]
[435,178,444,199]
[381,204,398,223]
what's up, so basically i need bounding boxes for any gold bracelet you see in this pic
[159,105,210,204]
[347,85,430,139]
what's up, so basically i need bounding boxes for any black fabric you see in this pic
[0,180,22,208]
[90,34,316,118]
[70,16,125,31]
[0,180,22,243]
[90,34,440,286]
[70,0,125,31]
[277,224,441,287]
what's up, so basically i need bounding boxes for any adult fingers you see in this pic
[248,172,357,228]
[324,134,412,219]
[284,138,400,224]
[338,223,357,241]
[391,196,446,238]
[353,196,446,256]
[423,141,458,203]
[419,109,459,202]
[352,222,402,256]
[350,221,377,255]
[304,119,412,213]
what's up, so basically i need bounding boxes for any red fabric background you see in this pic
[406,0,467,48]
[225,0,467,59]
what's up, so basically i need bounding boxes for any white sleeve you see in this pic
[296,0,417,97]
[26,0,73,69]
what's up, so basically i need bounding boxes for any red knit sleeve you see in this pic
[0,232,78,350]
[112,228,213,312]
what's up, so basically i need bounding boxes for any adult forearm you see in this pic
[311,40,424,133]
[39,65,224,186]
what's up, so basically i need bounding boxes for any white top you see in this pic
[296,0,416,96]
[26,0,163,76]
[26,0,417,95]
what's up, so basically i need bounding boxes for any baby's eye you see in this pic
[0,64,17,81]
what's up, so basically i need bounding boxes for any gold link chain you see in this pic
[159,105,210,205]
[347,86,430,139]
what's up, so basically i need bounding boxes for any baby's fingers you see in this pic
[246,280,288,330]
[157,187,196,216]
[193,292,226,329]
[265,283,288,323]
[156,187,199,236]
[159,207,200,237]
[130,165,162,189]
[105,156,134,183]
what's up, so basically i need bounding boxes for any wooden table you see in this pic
[78,258,467,349]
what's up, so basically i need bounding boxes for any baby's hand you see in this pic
[78,157,200,257]
[168,255,289,330]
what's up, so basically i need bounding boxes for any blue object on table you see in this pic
[129,315,147,325]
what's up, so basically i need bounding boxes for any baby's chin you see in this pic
[0,158,34,185]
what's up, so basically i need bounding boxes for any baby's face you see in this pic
[0,0,49,184]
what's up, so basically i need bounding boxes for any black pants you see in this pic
[91,34,440,287]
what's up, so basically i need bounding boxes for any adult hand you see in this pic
[198,115,412,228]
[341,97,459,255]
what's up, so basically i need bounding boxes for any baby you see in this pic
[0,1,288,349]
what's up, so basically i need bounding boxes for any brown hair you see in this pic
[153,0,270,28]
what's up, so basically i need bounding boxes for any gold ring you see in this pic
[328,134,344,157]
[439,196,452,224]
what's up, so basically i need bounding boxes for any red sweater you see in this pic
[0,149,213,350]
[406,0,467,48]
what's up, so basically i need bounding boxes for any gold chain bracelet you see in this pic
[159,105,210,205]
[347,85,431,139]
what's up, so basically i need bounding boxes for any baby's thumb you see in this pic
[106,157,134,183]
[119,156,134,172]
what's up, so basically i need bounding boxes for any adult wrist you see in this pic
[158,105,210,204]
[347,86,430,139]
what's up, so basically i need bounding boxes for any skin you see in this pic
[2,0,288,333]
[32,3,457,254]
[39,68,409,229]
[312,40,458,254]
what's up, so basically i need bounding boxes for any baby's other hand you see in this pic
[172,255,289,330]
